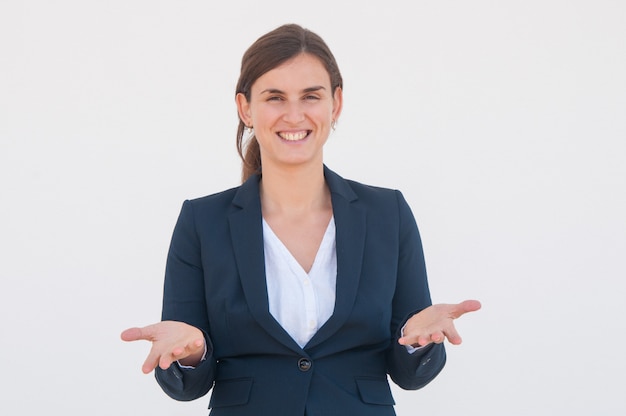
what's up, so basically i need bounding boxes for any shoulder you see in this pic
[179,173,261,218]
[345,177,398,198]
[326,166,404,206]
[178,185,242,221]
[326,167,418,229]
[349,178,414,222]
[188,186,240,206]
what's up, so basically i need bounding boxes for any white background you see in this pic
[1,1,625,415]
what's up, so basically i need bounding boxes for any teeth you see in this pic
[279,131,308,141]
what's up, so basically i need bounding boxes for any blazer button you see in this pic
[298,358,312,372]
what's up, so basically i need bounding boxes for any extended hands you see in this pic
[121,321,205,374]
[120,301,479,372]
[398,300,481,348]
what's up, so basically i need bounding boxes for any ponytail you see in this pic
[236,121,261,183]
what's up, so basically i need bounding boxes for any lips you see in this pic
[278,130,310,141]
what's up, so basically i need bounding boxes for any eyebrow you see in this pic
[260,86,327,95]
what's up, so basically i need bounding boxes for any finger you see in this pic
[120,327,143,342]
[173,337,205,361]
[172,345,187,358]
[431,332,445,344]
[417,334,432,347]
[158,354,174,371]
[190,337,206,355]
[142,348,161,374]
[444,326,463,345]
[398,334,417,346]
[121,327,152,341]
[399,325,437,346]
[121,325,159,342]
[450,299,482,319]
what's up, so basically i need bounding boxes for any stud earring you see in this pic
[246,125,255,139]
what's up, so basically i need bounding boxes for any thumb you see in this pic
[121,327,145,342]
[451,299,482,318]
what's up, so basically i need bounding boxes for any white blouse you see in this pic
[179,215,417,368]
[262,216,337,348]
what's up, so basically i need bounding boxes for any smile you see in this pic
[278,131,311,141]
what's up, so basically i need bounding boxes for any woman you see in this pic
[122,23,480,415]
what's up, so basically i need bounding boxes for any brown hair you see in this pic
[235,24,343,182]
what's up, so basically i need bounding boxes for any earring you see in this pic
[246,125,255,139]
[331,119,337,131]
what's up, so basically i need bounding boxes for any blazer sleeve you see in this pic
[385,190,446,390]
[154,200,217,401]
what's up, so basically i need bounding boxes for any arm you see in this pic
[385,190,446,390]
[122,200,217,401]
[386,191,481,389]
[157,199,217,400]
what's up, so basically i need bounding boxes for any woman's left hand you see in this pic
[398,300,481,348]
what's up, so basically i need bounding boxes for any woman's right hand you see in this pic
[121,321,205,374]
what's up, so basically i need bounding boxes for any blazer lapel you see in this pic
[305,167,366,349]
[228,175,304,354]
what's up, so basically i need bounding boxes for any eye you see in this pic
[304,95,320,101]
[267,96,284,102]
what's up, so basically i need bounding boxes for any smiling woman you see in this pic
[234,24,344,183]
[121,23,480,416]
[235,53,342,174]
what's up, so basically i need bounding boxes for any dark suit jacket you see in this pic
[155,166,446,416]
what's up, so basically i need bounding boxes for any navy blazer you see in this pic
[155,166,445,416]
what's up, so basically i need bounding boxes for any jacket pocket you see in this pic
[355,377,396,406]
[209,378,253,408]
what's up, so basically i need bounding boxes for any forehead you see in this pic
[251,53,331,93]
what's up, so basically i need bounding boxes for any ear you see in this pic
[331,87,343,122]
[236,93,252,126]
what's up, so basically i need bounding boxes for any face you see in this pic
[236,53,342,171]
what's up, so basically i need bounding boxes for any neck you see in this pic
[260,163,330,217]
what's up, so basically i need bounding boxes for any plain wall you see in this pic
[1,1,624,414]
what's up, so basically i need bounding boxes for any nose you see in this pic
[282,100,305,124]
